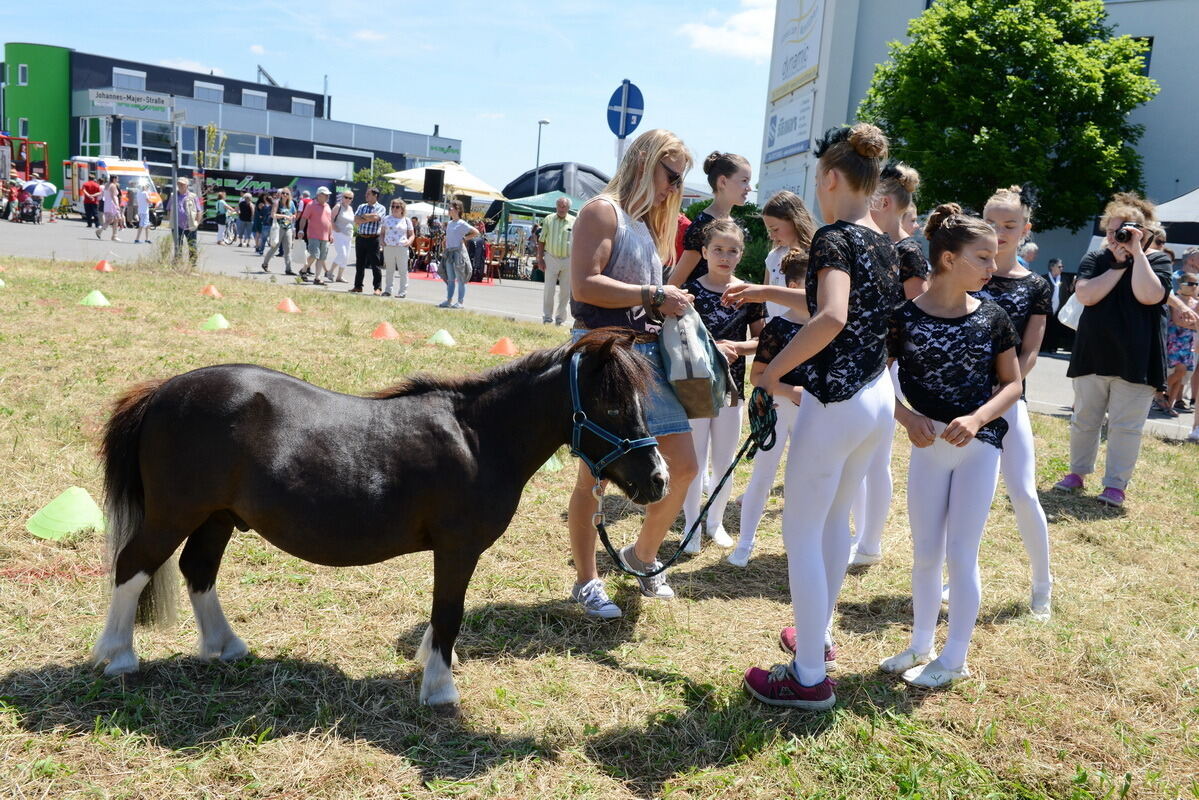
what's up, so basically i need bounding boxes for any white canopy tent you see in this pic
[402,201,447,220]
[384,162,506,203]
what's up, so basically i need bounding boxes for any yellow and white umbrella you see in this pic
[384,162,506,201]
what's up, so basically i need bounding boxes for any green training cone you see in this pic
[26,486,106,541]
[428,329,457,346]
[201,313,231,331]
[79,290,111,307]
[538,454,565,474]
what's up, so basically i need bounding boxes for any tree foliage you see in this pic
[353,158,399,194]
[858,0,1158,231]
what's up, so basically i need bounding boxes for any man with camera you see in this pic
[1054,194,1173,507]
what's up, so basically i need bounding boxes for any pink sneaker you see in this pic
[1097,486,1125,507]
[743,664,836,709]
[1053,473,1084,493]
[778,627,837,663]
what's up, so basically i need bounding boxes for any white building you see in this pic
[759,0,1198,268]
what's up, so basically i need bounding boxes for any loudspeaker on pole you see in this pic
[422,169,445,201]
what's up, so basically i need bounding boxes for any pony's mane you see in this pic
[371,328,652,412]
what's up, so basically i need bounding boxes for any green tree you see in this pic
[354,158,399,194]
[685,200,769,283]
[858,0,1158,232]
[197,123,227,170]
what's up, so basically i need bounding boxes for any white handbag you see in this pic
[1057,293,1084,331]
[658,305,734,419]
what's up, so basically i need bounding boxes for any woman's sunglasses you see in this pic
[1181,280,1199,287]
[661,162,683,190]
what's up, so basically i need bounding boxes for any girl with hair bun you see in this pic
[727,123,903,709]
[668,151,752,287]
[847,161,930,571]
[883,203,1022,689]
[978,184,1055,619]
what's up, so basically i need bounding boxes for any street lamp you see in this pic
[534,119,550,196]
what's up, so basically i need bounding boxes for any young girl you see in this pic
[1166,273,1198,414]
[668,152,751,287]
[680,220,767,552]
[730,123,903,709]
[848,161,930,569]
[730,249,809,567]
[977,185,1055,618]
[760,190,817,318]
[901,204,920,238]
[882,204,1022,688]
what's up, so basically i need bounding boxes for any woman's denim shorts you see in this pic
[571,330,690,437]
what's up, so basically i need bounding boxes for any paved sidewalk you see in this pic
[1,217,1193,440]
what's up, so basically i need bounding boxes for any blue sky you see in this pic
[3,0,775,195]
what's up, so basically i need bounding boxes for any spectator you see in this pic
[299,190,312,211]
[1163,269,1198,415]
[260,188,297,275]
[535,196,574,325]
[380,197,414,297]
[351,188,386,294]
[329,190,355,283]
[133,182,151,244]
[236,192,254,247]
[81,174,102,229]
[1018,241,1039,269]
[298,186,335,284]
[167,177,202,264]
[100,176,123,241]
[214,191,235,245]
[674,212,691,262]
[253,192,274,255]
[1054,193,1172,507]
[1041,258,1074,354]
[437,199,477,308]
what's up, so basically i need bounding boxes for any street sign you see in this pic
[607,80,644,139]
[171,110,187,125]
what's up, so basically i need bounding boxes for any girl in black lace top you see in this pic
[668,152,751,287]
[680,220,766,552]
[882,204,1022,692]
[872,161,929,300]
[978,185,1054,620]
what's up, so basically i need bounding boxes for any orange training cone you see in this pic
[200,284,223,299]
[277,297,301,313]
[94,259,113,273]
[371,321,401,340]
[489,337,518,356]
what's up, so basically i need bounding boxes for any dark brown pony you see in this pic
[91,328,666,706]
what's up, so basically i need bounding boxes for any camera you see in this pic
[1113,223,1143,243]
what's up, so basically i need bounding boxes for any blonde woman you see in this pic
[566,128,698,618]
[381,198,414,297]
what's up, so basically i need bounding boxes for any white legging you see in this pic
[683,401,743,534]
[999,400,1052,592]
[849,418,895,556]
[907,431,1001,671]
[784,370,894,686]
[737,397,799,554]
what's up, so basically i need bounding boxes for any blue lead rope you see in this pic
[593,386,779,579]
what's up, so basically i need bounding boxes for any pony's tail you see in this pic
[101,379,178,627]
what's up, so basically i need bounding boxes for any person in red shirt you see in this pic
[81,177,102,228]
[675,212,691,262]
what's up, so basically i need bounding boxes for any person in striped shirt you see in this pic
[536,197,574,325]
[351,188,386,294]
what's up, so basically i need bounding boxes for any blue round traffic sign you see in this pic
[607,80,644,139]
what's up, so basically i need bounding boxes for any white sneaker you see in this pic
[848,546,882,568]
[1188,427,1199,442]
[707,524,734,548]
[727,542,753,567]
[570,578,622,619]
[618,544,674,599]
[682,527,702,554]
[1030,582,1052,621]
[902,657,970,688]
[879,647,936,674]
[451,302,463,309]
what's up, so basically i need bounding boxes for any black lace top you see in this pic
[972,272,1052,345]
[894,237,930,284]
[755,316,805,386]
[680,211,716,282]
[799,222,904,404]
[888,298,1020,449]
[684,277,766,401]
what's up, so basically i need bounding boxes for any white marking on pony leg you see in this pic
[190,589,248,661]
[416,624,458,667]
[91,572,150,676]
[417,625,460,706]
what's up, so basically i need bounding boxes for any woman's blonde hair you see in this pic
[1100,191,1156,229]
[600,128,692,265]
[985,185,1033,223]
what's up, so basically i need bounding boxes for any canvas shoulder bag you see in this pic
[658,305,734,419]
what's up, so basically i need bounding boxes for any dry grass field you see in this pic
[0,254,1196,799]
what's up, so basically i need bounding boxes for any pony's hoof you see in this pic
[219,636,249,662]
[101,651,140,676]
[420,684,461,707]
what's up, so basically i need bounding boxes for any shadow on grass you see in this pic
[1037,488,1127,524]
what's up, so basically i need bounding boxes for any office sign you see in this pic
[88,89,173,114]
[768,0,825,102]
[763,89,815,163]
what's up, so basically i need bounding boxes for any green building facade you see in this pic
[2,42,71,188]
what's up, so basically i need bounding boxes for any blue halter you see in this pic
[568,352,658,479]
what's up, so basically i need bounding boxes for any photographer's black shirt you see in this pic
[1067,248,1172,389]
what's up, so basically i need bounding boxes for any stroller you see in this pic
[18,197,43,224]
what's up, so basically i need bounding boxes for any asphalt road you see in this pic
[1,216,1191,441]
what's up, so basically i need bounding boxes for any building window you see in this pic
[257,136,271,155]
[242,89,267,110]
[112,67,146,91]
[79,117,105,158]
[194,81,224,103]
[291,97,315,117]
[18,118,29,137]
[141,121,172,150]
[122,119,139,146]
[179,126,196,167]
[18,64,28,86]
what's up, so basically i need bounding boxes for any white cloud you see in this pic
[681,0,774,63]
[158,58,226,76]
[249,44,266,55]
[352,29,386,42]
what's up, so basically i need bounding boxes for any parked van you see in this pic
[62,156,162,215]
